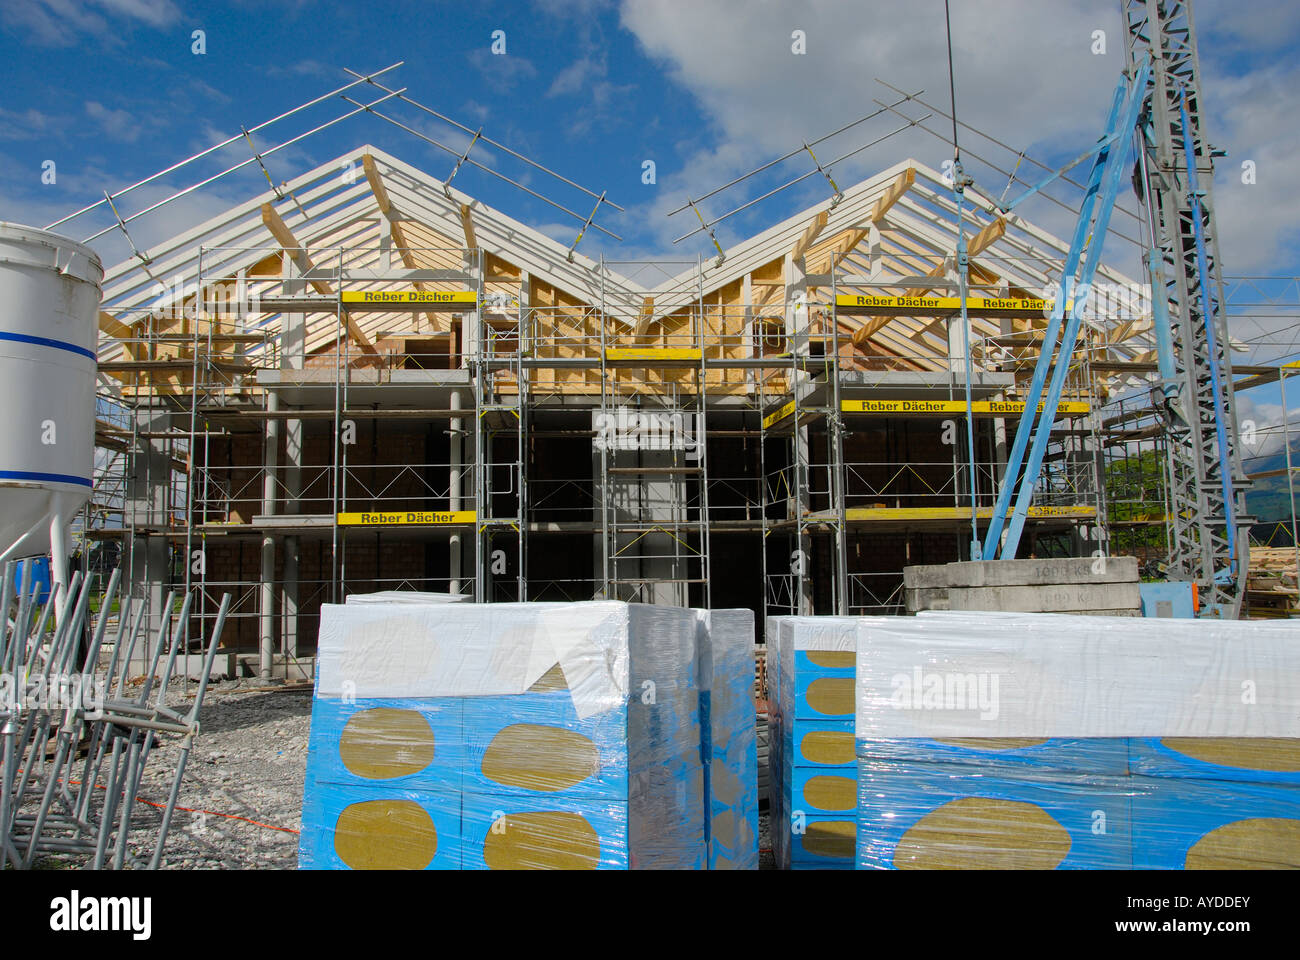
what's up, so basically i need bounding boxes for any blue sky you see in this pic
[2,0,1297,421]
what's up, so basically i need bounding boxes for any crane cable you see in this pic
[944,0,982,558]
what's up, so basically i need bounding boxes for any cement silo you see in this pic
[0,223,103,590]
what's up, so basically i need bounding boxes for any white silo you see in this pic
[0,223,103,593]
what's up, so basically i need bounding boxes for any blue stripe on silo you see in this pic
[0,331,96,360]
[0,470,92,486]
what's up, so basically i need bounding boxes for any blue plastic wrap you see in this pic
[694,609,759,869]
[856,756,1136,870]
[300,600,706,870]
[855,612,1300,870]
[766,616,859,869]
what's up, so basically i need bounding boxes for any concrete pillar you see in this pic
[592,422,606,599]
[280,287,305,664]
[259,393,280,680]
[449,389,464,595]
[123,405,172,673]
[795,424,814,615]
[282,407,302,660]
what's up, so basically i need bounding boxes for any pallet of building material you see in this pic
[766,616,860,869]
[694,609,759,869]
[855,612,1300,870]
[1245,549,1300,619]
[299,600,705,870]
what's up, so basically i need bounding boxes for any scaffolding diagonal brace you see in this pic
[567,191,607,263]
[444,128,483,198]
[804,142,844,207]
[241,127,284,200]
[102,191,153,271]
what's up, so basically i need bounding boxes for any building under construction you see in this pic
[62,0,1295,679]
[84,131,1189,679]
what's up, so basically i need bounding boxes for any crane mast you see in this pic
[1121,0,1251,615]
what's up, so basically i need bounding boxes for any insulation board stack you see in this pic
[695,608,759,869]
[766,616,859,869]
[855,611,1300,869]
[300,600,705,869]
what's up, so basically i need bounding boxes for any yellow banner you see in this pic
[762,399,796,429]
[834,293,1052,316]
[337,510,477,526]
[605,347,702,361]
[844,505,1096,521]
[341,290,477,306]
[841,399,1090,416]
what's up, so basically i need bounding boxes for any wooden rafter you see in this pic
[790,211,829,262]
[460,203,477,250]
[260,202,379,359]
[361,152,448,333]
[811,167,917,275]
[633,296,657,339]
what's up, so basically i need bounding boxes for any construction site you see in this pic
[2,0,1299,876]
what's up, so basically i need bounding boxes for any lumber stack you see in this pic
[1246,547,1299,619]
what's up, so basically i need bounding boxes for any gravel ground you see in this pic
[29,680,311,871]
[30,682,778,870]
[759,809,774,870]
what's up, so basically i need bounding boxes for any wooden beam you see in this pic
[812,168,918,275]
[902,216,1006,300]
[870,166,916,223]
[98,311,134,339]
[634,297,657,338]
[968,216,1007,258]
[361,154,391,216]
[460,203,477,250]
[260,202,378,358]
[790,210,829,262]
[361,157,445,333]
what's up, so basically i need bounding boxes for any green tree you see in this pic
[1104,449,1168,558]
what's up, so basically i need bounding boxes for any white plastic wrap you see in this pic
[694,609,759,869]
[316,600,636,718]
[858,612,1300,738]
[855,611,1300,870]
[302,600,705,870]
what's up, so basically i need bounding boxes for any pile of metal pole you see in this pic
[0,562,230,869]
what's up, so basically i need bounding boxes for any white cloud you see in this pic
[616,0,1128,255]
[1235,391,1300,463]
[467,47,539,93]
[85,101,140,143]
[614,0,1296,274]
[93,0,179,27]
[1,0,179,46]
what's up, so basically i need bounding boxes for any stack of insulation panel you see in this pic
[766,616,860,869]
[300,600,706,869]
[695,609,760,869]
[854,611,1300,869]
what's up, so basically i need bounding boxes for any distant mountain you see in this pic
[1243,438,1300,528]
